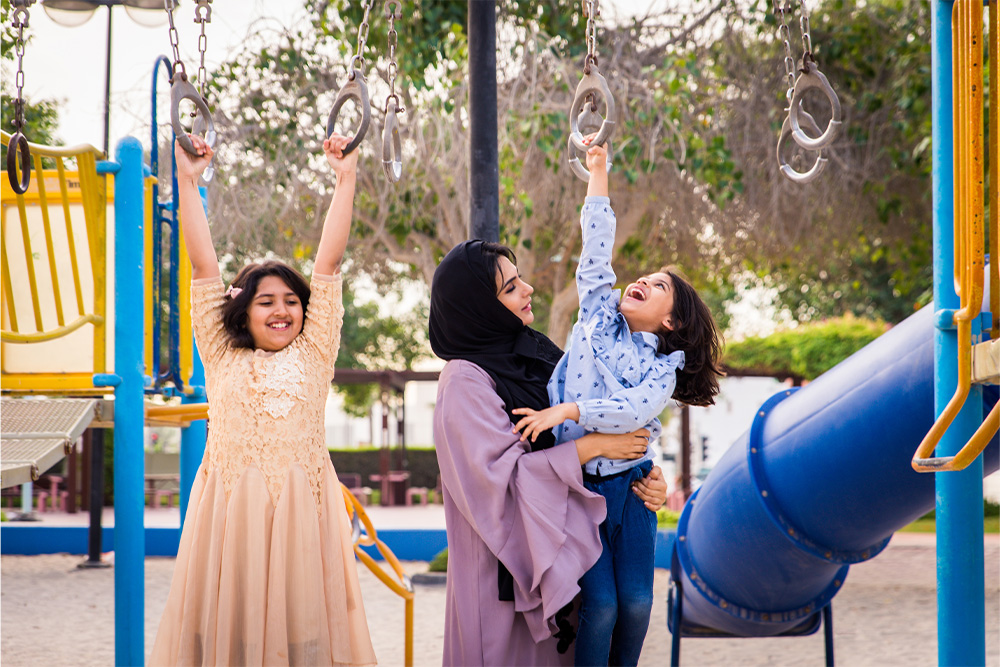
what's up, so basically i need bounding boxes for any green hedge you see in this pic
[328,446,440,489]
[724,316,887,381]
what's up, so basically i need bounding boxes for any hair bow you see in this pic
[224,284,243,299]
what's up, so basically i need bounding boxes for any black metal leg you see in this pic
[670,580,683,667]
[79,428,110,569]
[823,603,834,667]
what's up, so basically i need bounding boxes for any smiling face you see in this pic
[619,271,676,334]
[246,275,305,351]
[495,256,535,326]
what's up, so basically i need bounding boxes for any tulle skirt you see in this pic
[149,461,377,666]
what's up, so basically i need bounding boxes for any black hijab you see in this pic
[430,241,574,622]
[429,240,564,451]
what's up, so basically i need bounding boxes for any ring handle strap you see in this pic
[777,105,827,184]
[568,64,616,154]
[382,98,402,183]
[6,132,31,195]
[170,73,217,181]
[567,101,613,183]
[326,72,372,155]
[788,65,842,151]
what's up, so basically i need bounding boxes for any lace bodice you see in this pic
[190,274,344,510]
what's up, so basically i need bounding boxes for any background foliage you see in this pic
[200,0,946,353]
[723,315,887,381]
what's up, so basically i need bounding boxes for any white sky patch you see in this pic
[724,271,796,341]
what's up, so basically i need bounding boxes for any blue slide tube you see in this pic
[673,299,998,637]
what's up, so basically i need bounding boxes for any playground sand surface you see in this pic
[1,533,997,666]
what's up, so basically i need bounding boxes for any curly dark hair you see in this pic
[220,260,311,350]
[654,267,725,407]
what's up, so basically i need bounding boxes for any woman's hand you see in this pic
[324,133,359,179]
[575,428,648,464]
[582,131,608,173]
[174,135,213,185]
[632,465,668,511]
[512,403,580,442]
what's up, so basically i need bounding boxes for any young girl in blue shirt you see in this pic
[512,135,724,666]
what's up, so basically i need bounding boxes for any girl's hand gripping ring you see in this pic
[170,72,217,182]
[567,100,613,183]
[326,64,372,156]
[568,63,616,156]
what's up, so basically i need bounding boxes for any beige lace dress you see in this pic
[149,273,376,667]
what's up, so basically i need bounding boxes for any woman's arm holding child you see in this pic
[175,135,220,281]
[314,134,358,276]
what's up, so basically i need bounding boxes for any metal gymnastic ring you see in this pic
[788,65,842,151]
[568,63,616,155]
[777,104,827,184]
[192,112,215,182]
[170,73,217,181]
[326,70,371,155]
[6,131,31,195]
[382,97,402,183]
[567,100,613,183]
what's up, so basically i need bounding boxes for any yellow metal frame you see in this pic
[1,131,108,395]
[913,0,998,472]
[341,484,414,667]
[990,0,999,343]
[2,133,196,397]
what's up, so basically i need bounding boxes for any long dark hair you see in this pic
[221,259,311,350]
[656,267,724,407]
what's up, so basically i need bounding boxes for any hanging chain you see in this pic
[799,1,814,67]
[164,0,186,78]
[773,0,797,104]
[193,0,212,99]
[350,0,374,80]
[583,0,600,73]
[10,1,34,135]
[385,1,402,112]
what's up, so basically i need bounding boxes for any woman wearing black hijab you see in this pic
[429,240,668,666]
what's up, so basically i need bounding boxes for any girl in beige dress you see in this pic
[149,133,376,667]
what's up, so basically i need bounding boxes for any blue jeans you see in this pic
[575,460,656,667]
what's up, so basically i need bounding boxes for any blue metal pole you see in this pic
[112,136,146,667]
[930,3,986,664]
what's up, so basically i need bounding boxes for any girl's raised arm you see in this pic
[314,135,358,276]
[175,135,220,281]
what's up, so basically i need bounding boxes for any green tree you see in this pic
[203,2,739,344]
[704,0,937,325]
[724,315,887,381]
[336,276,429,417]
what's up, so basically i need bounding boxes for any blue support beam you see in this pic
[112,136,146,667]
[930,2,986,664]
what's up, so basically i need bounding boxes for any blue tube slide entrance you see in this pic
[672,299,999,638]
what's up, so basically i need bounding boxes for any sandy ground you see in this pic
[1,532,997,666]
